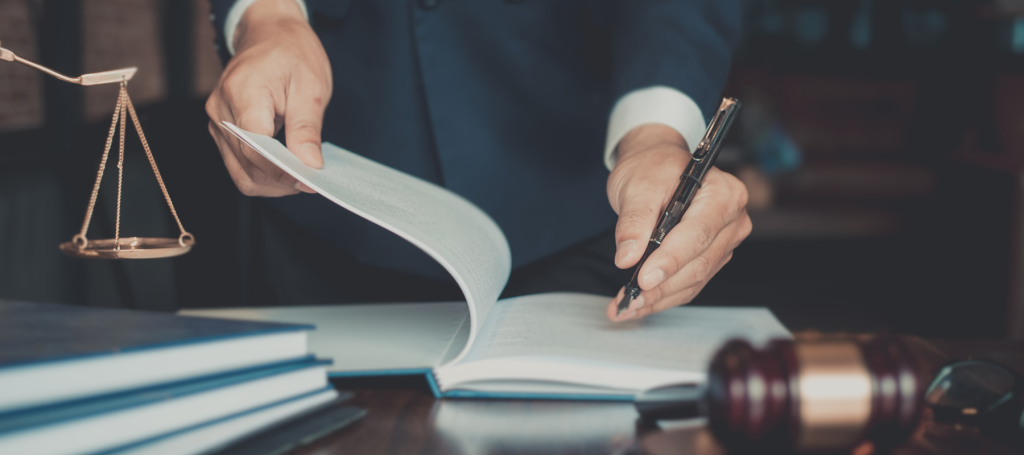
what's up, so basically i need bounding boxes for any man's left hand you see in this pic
[606,124,752,322]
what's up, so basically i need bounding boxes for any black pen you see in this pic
[616,98,742,316]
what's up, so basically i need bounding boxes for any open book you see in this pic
[183,123,790,400]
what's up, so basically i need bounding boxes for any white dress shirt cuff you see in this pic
[225,0,310,56]
[604,86,707,171]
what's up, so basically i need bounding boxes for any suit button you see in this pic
[419,0,438,9]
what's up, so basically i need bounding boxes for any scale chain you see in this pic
[75,86,125,247]
[125,92,189,238]
[72,82,192,250]
[115,82,127,249]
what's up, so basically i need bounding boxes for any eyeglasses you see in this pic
[925,359,1024,446]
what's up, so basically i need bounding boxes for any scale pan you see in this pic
[60,236,194,259]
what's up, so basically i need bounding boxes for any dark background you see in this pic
[1,0,1020,339]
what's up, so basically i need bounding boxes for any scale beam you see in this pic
[0,39,136,85]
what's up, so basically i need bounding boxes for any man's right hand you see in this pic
[206,0,332,197]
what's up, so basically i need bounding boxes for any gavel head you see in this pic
[706,336,923,453]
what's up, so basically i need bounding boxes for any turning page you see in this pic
[221,123,511,365]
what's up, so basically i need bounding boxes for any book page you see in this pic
[220,123,511,366]
[436,293,790,390]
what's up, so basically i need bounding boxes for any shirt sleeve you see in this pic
[604,86,706,171]
[222,0,310,56]
[604,0,743,170]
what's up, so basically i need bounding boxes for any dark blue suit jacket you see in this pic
[210,0,741,280]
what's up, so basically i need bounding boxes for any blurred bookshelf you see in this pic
[710,0,1024,338]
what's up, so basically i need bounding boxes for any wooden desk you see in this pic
[287,337,1024,455]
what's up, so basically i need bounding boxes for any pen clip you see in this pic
[693,98,741,160]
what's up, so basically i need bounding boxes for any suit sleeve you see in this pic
[207,0,310,63]
[208,0,239,64]
[603,0,743,169]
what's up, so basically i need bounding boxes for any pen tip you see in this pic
[616,294,633,316]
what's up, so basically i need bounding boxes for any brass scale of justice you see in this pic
[1,41,195,259]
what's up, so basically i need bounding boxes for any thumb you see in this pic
[612,190,660,270]
[609,129,691,270]
[284,88,326,169]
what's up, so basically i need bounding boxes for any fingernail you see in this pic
[628,294,646,311]
[619,309,637,320]
[294,181,316,194]
[299,143,322,169]
[615,239,636,267]
[642,268,666,289]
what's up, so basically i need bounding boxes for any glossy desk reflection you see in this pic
[285,337,1023,455]
[287,390,720,455]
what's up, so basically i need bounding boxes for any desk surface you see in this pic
[286,337,1024,455]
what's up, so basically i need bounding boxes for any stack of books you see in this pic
[0,300,341,455]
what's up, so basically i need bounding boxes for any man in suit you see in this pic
[205,0,751,322]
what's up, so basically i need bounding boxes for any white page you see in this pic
[436,356,698,393]
[220,123,511,366]
[181,302,468,373]
[436,293,790,391]
[445,379,646,396]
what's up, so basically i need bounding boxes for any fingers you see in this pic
[637,215,748,305]
[284,85,326,169]
[607,247,736,323]
[208,121,299,197]
[607,288,631,322]
[607,287,654,322]
[605,130,753,323]
[610,152,690,269]
[206,73,306,197]
[207,110,301,197]
[604,202,750,323]
[607,170,748,324]
[636,170,748,291]
[232,91,305,187]
[647,251,732,315]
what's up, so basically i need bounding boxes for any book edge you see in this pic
[0,358,332,433]
[0,323,312,372]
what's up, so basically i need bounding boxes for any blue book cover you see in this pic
[0,359,331,435]
[0,300,317,414]
[0,360,336,455]
[0,359,330,435]
[0,300,311,370]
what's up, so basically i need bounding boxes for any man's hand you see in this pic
[206,0,332,197]
[606,124,752,322]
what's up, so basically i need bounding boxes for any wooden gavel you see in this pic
[637,336,925,453]
[706,336,923,452]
